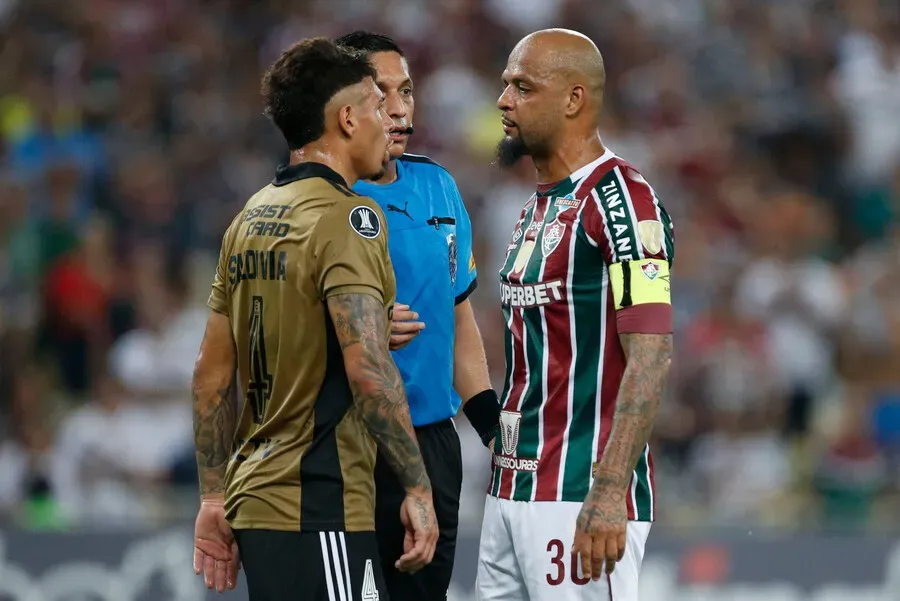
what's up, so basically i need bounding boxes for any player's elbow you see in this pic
[621,332,673,374]
[342,349,380,397]
[192,311,237,402]
[341,343,403,407]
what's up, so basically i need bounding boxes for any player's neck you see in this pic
[289,147,358,188]
[367,158,399,185]
[533,131,606,184]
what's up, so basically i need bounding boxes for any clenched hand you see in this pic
[396,487,438,573]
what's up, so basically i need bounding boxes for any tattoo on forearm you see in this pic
[593,333,672,492]
[328,293,431,492]
[193,375,237,496]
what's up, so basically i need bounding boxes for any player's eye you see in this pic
[401,88,412,96]
[517,84,529,93]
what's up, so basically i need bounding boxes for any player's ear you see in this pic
[337,104,357,138]
[565,85,586,117]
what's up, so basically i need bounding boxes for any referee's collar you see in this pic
[272,162,348,188]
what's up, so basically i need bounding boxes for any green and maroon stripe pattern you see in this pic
[491,153,671,522]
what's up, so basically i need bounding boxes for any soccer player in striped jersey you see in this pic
[475,29,674,601]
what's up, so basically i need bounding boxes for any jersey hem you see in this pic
[227,518,376,532]
[485,493,655,521]
[454,277,478,305]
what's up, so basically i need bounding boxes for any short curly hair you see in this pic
[262,37,376,150]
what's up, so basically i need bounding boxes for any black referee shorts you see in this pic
[234,529,389,601]
[374,418,463,601]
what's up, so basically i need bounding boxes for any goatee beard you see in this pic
[496,135,528,168]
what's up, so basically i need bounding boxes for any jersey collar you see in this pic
[536,147,617,196]
[272,162,348,188]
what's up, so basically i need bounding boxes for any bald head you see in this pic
[496,29,606,168]
[511,29,605,99]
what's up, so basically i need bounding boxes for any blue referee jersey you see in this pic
[353,154,477,427]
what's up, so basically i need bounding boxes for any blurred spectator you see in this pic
[734,192,846,438]
[0,366,63,530]
[108,246,205,398]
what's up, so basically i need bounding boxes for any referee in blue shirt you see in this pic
[337,32,501,601]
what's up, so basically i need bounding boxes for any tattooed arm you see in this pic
[590,332,672,495]
[327,292,437,572]
[192,311,238,499]
[573,333,672,580]
[326,292,431,493]
[192,310,240,592]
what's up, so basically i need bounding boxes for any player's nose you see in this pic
[497,85,514,111]
[385,91,407,119]
[379,107,392,131]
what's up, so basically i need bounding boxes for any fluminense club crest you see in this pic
[641,261,660,281]
[541,219,566,258]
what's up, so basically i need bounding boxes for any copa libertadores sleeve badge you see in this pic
[349,206,382,239]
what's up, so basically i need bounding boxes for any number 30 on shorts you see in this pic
[546,539,590,586]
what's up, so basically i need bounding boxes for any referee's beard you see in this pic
[496,135,529,168]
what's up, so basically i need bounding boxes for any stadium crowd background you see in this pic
[0,0,899,538]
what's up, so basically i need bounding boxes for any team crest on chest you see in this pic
[541,218,566,258]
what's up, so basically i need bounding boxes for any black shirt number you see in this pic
[247,296,274,424]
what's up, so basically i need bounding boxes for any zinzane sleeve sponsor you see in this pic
[312,197,393,302]
[587,164,675,334]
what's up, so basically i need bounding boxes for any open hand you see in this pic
[193,498,240,593]
[572,484,626,581]
[390,303,425,350]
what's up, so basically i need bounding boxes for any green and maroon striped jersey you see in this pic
[490,149,674,522]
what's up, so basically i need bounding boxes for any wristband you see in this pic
[463,389,501,448]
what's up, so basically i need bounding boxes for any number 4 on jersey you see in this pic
[248,296,274,424]
[361,559,379,601]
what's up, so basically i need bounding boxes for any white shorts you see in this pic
[475,495,651,601]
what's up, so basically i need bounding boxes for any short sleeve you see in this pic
[208,219,236,316]
[449,178,478,303]
[312,198,392,302]
[586,164,675,334]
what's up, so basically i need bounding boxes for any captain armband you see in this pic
[608,259,673,334]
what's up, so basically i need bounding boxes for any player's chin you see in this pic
[388,138,408,158]
[496,135,528,168]
[366,165,388,181]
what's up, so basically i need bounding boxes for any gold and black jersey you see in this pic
[208,162,396,533]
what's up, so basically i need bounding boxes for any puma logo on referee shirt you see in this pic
[386,202,413,221]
